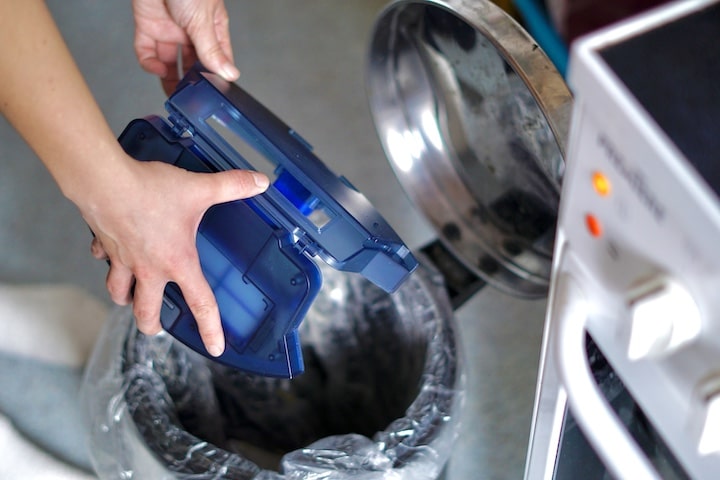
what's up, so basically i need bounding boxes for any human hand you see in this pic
[86,156,269,357]
[132,0,239,95]
[2,0,259,357]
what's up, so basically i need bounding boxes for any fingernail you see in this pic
[253,172,270,190]
[207,343,224,357]
[221,64,240,81]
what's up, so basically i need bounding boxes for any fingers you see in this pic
[184,6,238,82]
[135,36,185,96]
[134,31,169,78]
[160,74,180,98]
[180,43,199,76]
[212,3,236,70]
[131,272,165,336]
[202,169,270,205]
[94,243,227,358]
[90,236,108,260]
[178,271,225,357]
[101,248,224,357]
[105,260,134,306]
[132,0,238,92]
[89,166,268,357]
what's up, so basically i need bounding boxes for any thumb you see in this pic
[186,16,239,82]
[201,169,270,206]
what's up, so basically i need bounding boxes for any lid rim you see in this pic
[366,0,572,298]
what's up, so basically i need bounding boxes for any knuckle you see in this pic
[202,42,224,60]
[132,262,155,282]
[106,279,130,305]
[90,239,105,259]
[215,15,229,29]
[133,304,161,335]
[187,300,218,322]
[132,302,150,322]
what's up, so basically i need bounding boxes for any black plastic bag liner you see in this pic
[81,260,463,479]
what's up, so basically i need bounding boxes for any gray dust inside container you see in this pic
[82,260,463,479]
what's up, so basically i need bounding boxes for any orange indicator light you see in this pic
[586,214,603,237]
[592,171,612,196]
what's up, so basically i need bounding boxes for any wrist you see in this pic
[60,142,137,218]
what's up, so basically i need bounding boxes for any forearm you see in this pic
[0,0,264,356]
[0,0,132,210]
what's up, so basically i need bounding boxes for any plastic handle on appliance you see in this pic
[552,272,661,480]
[167,64,418,293]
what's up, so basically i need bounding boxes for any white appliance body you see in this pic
[525,1,720,478]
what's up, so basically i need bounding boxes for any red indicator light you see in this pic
[586,214,603,237]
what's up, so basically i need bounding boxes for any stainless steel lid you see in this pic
[366,0,572,297]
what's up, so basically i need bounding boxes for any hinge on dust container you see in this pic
[168,112,194,138]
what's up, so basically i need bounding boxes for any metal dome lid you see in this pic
[366,0,572,297]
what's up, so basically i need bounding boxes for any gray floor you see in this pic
[0,1,547,478]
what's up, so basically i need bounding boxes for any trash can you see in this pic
[82,259,462,480]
